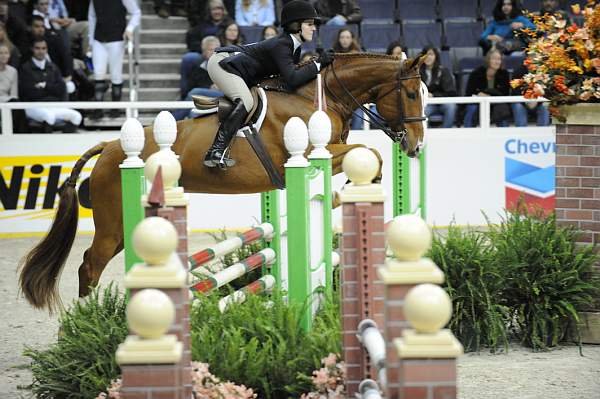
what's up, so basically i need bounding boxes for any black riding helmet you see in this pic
[281,0,320,32]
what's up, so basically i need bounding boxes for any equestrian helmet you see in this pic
[280,0,320,27]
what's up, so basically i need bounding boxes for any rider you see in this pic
[203,0,334,168]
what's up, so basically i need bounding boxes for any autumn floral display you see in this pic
[511,1,600,119]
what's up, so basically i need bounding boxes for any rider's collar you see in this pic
[289,33,302,51]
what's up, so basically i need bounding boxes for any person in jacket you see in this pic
[203,0,333,168]
[479,0,535,55]
[218,21,244,46]
[235,0,275,26]
[18,38,81,132]
[331,27,360,53]
[314,0,361,26]
[186,0,233,53]
[463,48,511,127]
[0,43,27,132]
[88,0,141,119]
[419,46,457,128]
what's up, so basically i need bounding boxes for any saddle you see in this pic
[192,86,262,125]
[191,87,285,189]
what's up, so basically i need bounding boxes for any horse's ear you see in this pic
[409,54,426,70]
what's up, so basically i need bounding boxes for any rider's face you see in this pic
[300,20,316,41]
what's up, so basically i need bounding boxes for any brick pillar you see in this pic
[555,105,600,263]
[143,191,192,399]
[338,148,386,396]
[378,215,444,399]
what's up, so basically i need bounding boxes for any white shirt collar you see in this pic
[289,34,302,52]
[32,57,46,70]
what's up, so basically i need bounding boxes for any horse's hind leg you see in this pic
[78,227,124,298]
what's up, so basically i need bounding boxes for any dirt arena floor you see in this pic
[1,235,599,399]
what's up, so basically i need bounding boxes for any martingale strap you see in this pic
[242,125,285,190]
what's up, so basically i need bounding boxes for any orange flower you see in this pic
[510,79,524,89]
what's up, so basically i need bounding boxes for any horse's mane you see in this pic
[260,52,404,88]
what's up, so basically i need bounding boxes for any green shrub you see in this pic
[190,290,340,399]
[428,224,509,352]
[23,284,127,399]
[488,209,600,350]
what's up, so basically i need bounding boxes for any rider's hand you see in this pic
[317,49,335,68]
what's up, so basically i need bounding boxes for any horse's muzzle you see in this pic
[399,134,421,158]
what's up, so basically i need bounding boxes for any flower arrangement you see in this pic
[511,1,600,120]
[300,353,347,399]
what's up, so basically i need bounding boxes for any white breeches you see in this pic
[92,40,125,84]
[25,107,82,126]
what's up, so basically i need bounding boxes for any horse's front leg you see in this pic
[327,143,383,208]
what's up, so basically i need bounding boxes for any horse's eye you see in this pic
[407,92,416,100]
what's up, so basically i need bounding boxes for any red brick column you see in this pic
[338,148,386,396]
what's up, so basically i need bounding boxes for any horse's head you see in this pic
[373,56,427,158]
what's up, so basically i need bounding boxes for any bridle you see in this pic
[324,59,426,143]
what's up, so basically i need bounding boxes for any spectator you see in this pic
[180,34,220,98]
[88,0,141,119]
[0,43,27,132]
[261,24,277,40]
[188,0,235,27]
[463,49,511,127]
[0,22,19,67]
[386,39,406,60]
[331,27,360,53]
[19,38,81,133]
[419,45,457,128]
[479,0,535,55]
[218,21,243,45]
[510,63,550,127]
[236,0,275,26]
[535,0,570,23]
[173,36,223,120]
[314,0,362,26]
[48,0,89,59]
[32,0,53,30]
[154,0,189,19]
[186,0,233,53]
[0,0,28,52]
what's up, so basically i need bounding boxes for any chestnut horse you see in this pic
[19,53,426,312]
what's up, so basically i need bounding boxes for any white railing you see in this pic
[0,96,548,135]
[362,95,548,130]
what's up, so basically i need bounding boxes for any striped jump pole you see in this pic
[189,248,276,293]
[188,223,274,270]
[218,275,277,312]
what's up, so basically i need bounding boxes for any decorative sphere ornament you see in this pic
[127,289,175,339]
[132,216,178,265]
[153,111,177,151]
[144,151,181,187]
[342,147,379,185]
[386,214,431,261]
[404,284,452,333]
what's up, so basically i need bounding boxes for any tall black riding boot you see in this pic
[90,80,108,120]
[203,99,248,168]
[109,83,123,118]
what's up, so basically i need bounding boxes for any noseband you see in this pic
[324,60,426,142]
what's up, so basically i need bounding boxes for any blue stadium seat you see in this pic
[318,24,360,50]
[439,50,452,71]
[443,20,483,48]
[361,23,402,52]
[397,0,438,21]
[239,26,264,44]
[480,0,495,20]
[520,0,539,12]
[457,56,484,95]
[439,0,479,20]
[357,0,395,22]
[503,55,526,74]
[402,20,443,51]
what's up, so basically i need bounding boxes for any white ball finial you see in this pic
[342,147,380,185]
[404,284,452,333]
[127,289,175,339]
[132,216,178,265]
[120,118,145,167]
[144,151,182,188]
[308,110,332,159]
[284,117,310,167]
[386,214,431,261]
[153,111,177,154]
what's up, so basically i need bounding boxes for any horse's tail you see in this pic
[18,142,108,313]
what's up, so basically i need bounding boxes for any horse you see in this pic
[18,53,427,312]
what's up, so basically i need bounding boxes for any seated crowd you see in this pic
[0,0,578,133]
